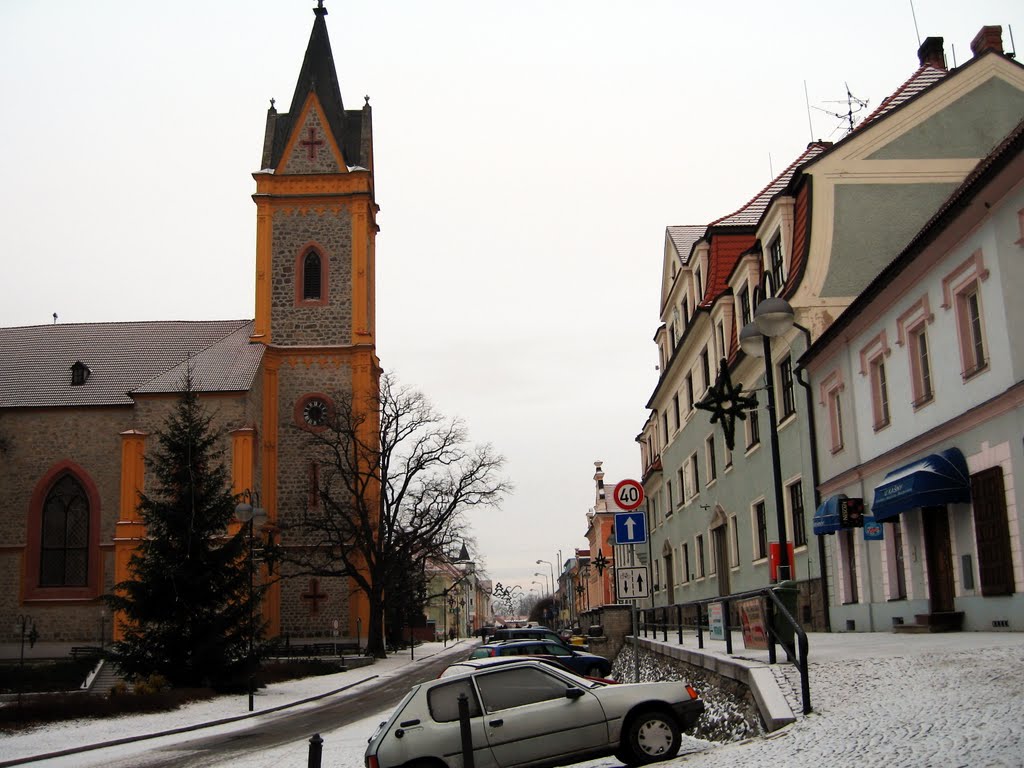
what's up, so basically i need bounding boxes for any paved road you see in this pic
[20,653,455,768]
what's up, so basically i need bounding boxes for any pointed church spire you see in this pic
[264,2,360,170]
[288,1,347,148]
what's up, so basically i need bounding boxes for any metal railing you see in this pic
[638,586,811,714]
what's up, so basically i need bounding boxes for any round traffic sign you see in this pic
[613,479,644,511]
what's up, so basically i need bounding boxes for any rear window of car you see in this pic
[428,679,482,723]
[468,648,492,659]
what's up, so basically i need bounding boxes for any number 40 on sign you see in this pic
[613,479,644,511]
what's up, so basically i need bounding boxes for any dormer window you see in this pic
[768,237,785,295]
[70,361,91,387]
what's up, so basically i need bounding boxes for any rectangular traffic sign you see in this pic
[615,511,647,545]
[618,566,649,598]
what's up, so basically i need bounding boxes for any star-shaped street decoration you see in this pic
[695,358,759,451]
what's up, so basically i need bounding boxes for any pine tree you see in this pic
[106,375,258,688]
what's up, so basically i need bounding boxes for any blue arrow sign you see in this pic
[615,511,647,545]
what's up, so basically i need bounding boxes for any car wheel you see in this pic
[620,708,681,765]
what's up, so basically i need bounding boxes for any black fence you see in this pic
[637,585,811,714]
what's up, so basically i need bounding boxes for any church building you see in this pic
[0,3,378,645]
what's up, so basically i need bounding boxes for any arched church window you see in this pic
[303,251,322,300]
[40,475,89,587]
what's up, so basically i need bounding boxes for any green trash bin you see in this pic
[771,580,798,653]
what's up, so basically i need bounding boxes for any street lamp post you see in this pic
[740,296,796,583]
[534,572,550,596]
[536,559,555,597]
[235,491,267,712]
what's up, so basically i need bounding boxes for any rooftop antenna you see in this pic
[812,83,869,136]
[804,80,814,143]
[1008,25,1017,60]
[52,312,58,324]
[909,0,921,47]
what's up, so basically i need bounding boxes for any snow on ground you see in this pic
[3,632,1023,768]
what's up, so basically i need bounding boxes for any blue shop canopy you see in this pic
[872,448,971,522]
[813,494,847,535]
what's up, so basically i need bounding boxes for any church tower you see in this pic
[252,1,378,639]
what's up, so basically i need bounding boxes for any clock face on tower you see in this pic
[301,397,329,427]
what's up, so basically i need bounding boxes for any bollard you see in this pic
[308,733,323,768]
[458,694,476,768]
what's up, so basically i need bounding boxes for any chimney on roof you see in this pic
[917,36,946,69]
[970,26,1004,58]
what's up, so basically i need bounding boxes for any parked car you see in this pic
[441,655,618,685]
[488,626,567,645]
[365,658,704,768]
[468,639,612,679]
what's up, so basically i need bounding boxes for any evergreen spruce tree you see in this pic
[106,375,259,688]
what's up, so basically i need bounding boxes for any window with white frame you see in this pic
[860,331,891,431]
[769,236,785,295]
[662,412,669,444]
[716,321,726,362]
[788,480,806,548]
[820,370,845,454]
[696,534,706,578]
[724,441,733,470]
[672,393,681,432]
[729,514,739,567]
[688,453,700,498]
[779,355,796,419]
[746,385,761,449]
[681,295,689,326]
[678,467,686,505]
[896,294,935,408]
[738,284,751,328]
[650,493,660,528]
[942,250,989,380]
[695,267,703,303]
[753,500,768,560]
[706,434,717,483]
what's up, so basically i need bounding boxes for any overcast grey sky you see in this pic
[2,1,1020,596]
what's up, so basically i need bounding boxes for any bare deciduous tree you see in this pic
[282,372,509,657]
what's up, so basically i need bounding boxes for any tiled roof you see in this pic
[856,65,948,130]
[710,143,829,229]
[667,225,706,265]
[0,319,263,408]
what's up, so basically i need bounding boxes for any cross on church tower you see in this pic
[302,578,328,614]
[301,125,324,160]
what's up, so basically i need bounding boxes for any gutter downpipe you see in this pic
[794,323,831,632]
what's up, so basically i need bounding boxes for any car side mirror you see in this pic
[565,687,585,700]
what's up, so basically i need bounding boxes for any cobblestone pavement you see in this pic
[668,644,1024,767]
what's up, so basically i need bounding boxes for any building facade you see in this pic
[638,27,1023,632]
[0,5,379,645]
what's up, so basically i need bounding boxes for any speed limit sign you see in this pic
[613,479,644,511]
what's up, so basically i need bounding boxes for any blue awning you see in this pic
[872,448,971,522]
[813,494,847,535]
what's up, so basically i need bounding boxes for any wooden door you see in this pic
[971,467,1015,596]
[713,526,730,597]
[922,506,955,613]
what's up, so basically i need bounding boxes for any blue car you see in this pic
[469,639,612,678]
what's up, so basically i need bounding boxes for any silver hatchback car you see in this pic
[365,658,704,768]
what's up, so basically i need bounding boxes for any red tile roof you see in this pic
[710,143,829,229]
[856,65,948,130]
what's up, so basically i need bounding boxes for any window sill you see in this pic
[778,412,798,430]
[830,443,845,456]
[872,419,891,433]
[705,478,717,490]
[744,442,761,458]
[912,394,934,411]
[962,362,989,382]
